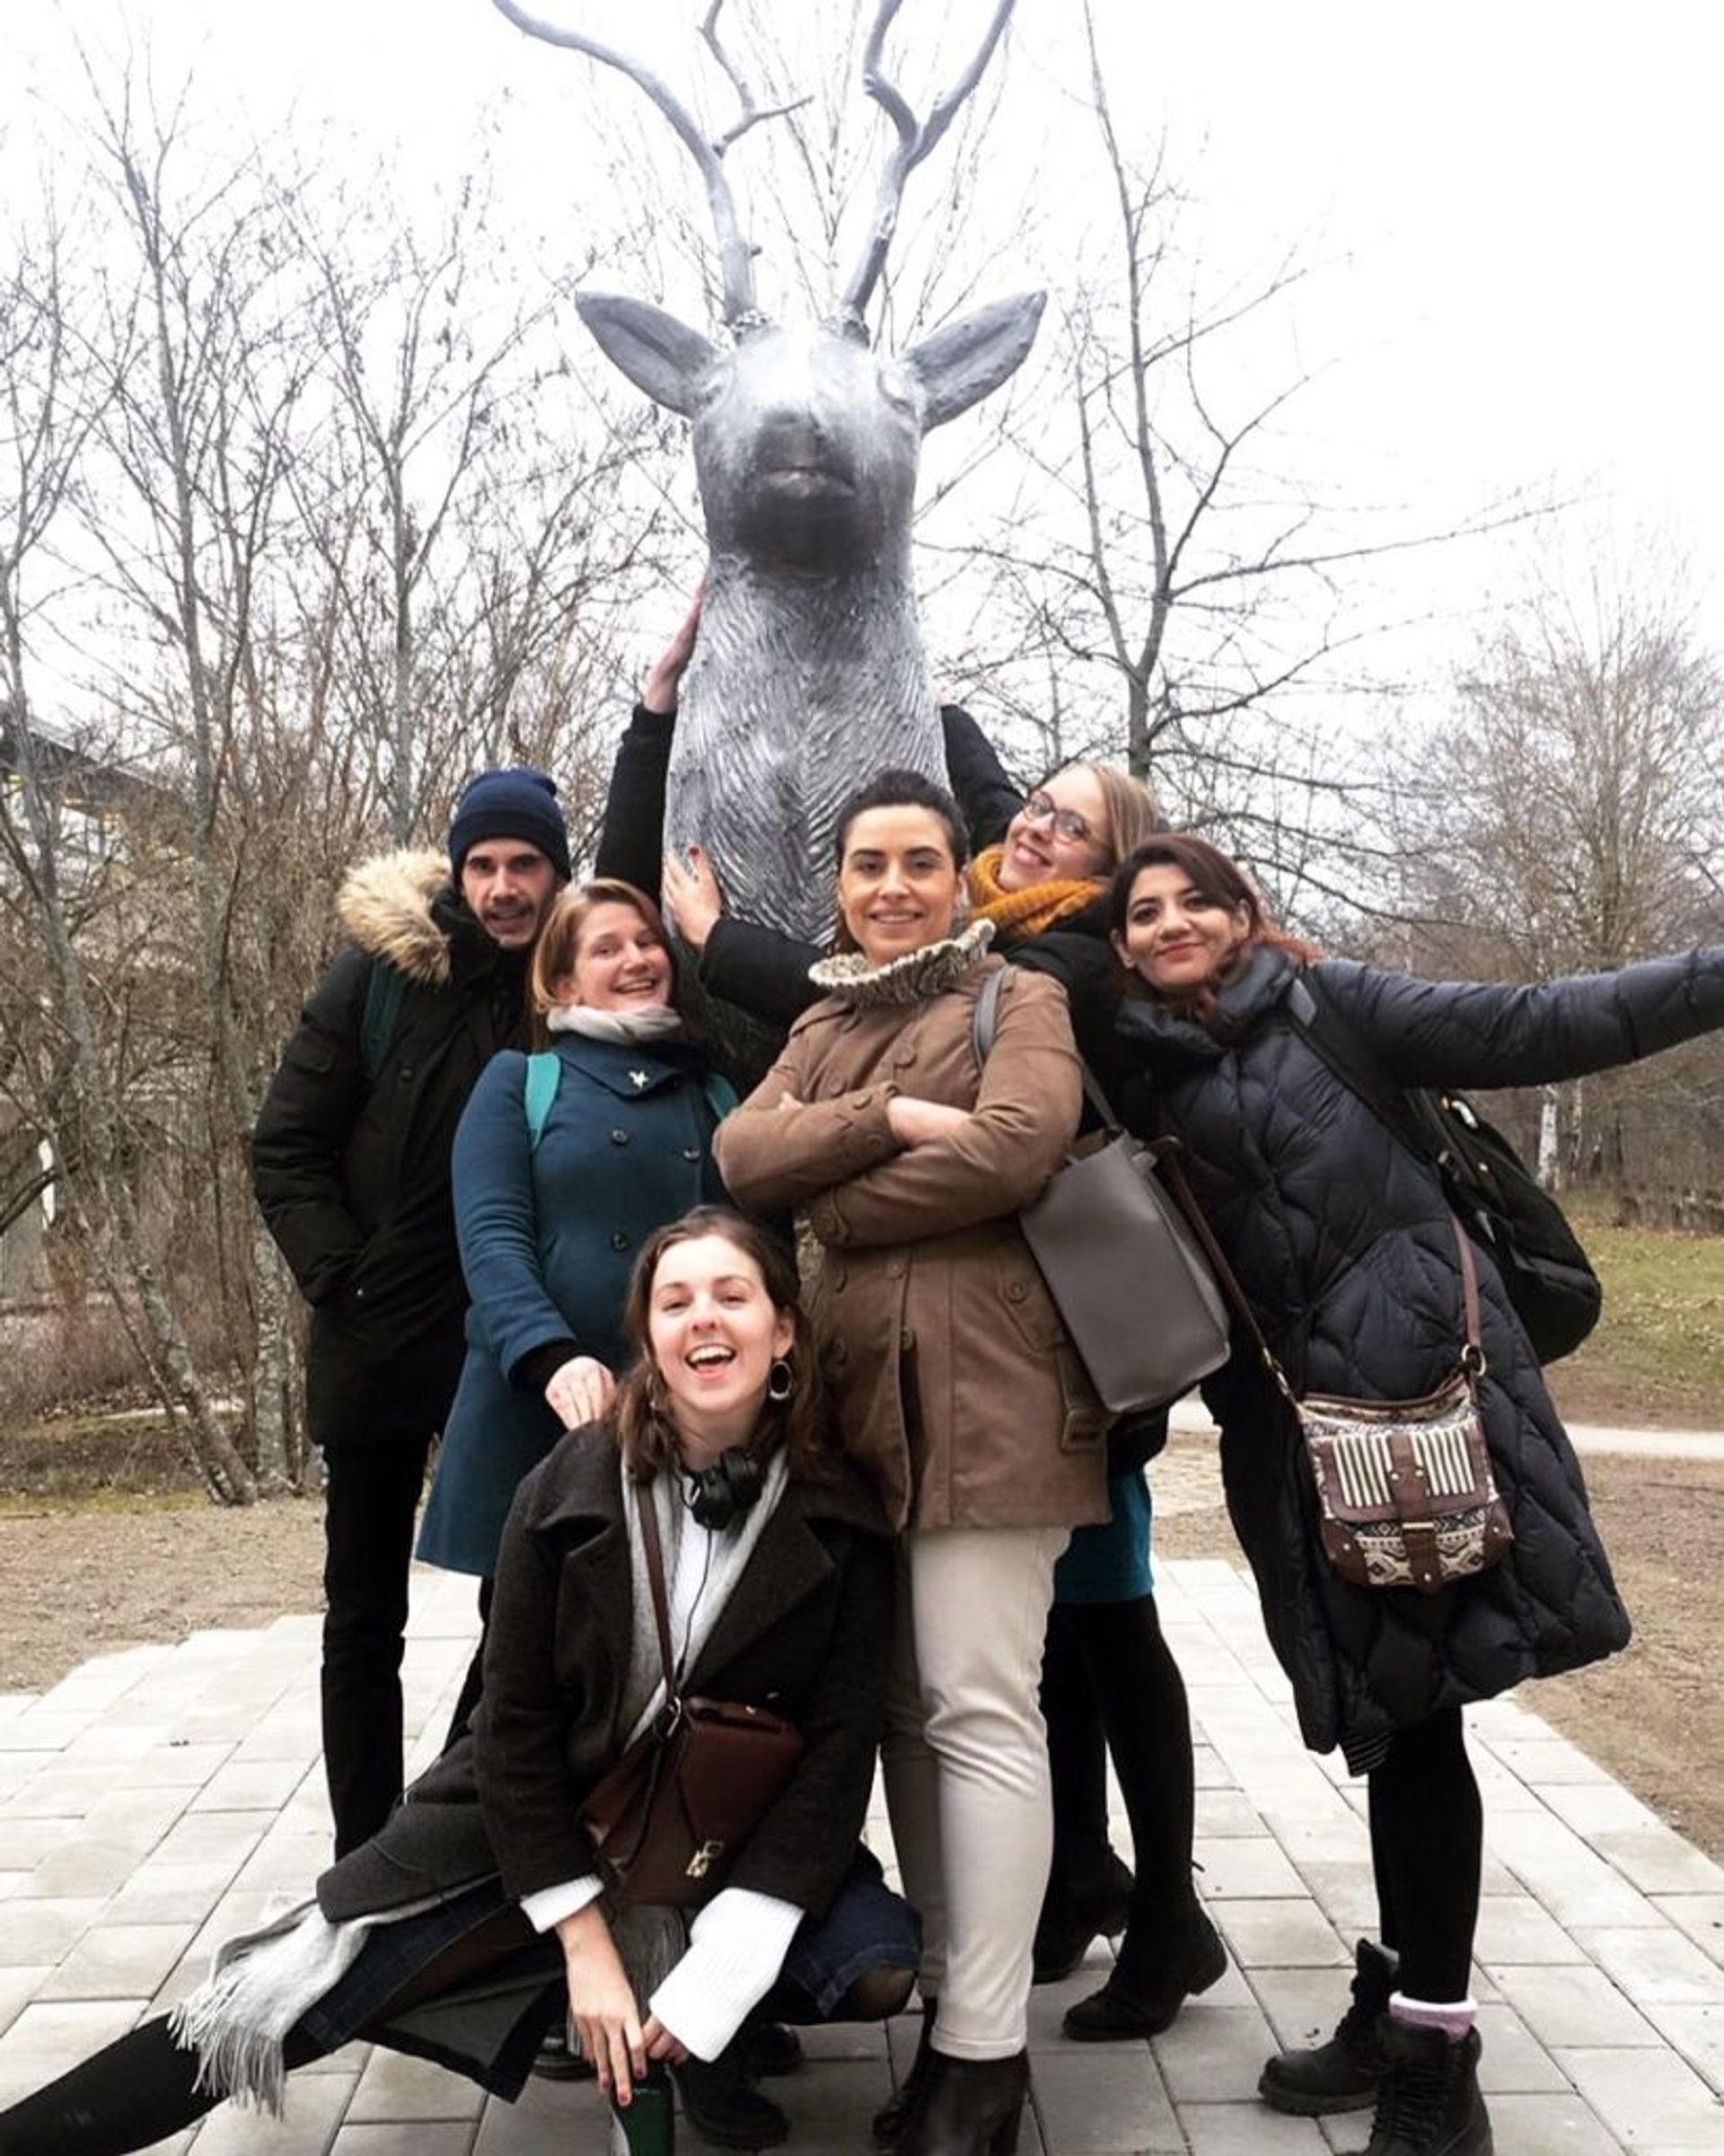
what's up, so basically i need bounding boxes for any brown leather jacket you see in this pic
[717,955,1110,1533]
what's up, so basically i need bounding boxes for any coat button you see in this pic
[611,1129,629,1145]
[887,1258,905,1279]
[1007,1280,1029,1301]
[682,1148,701,1162]
[611,1231,630,1252]
[900,1326,915,1350]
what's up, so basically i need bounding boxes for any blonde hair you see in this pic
[1054,761,1164,874]
[528,878,675,1025]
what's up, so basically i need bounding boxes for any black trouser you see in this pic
[0,1906,539,2156]
[1040,1593,1201,1969]
[1368,1707,1482,2002]
[308,1320,464,1857]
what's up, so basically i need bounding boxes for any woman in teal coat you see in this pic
[418,878,731,1587]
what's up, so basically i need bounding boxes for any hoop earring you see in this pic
[767,1357,794,1403]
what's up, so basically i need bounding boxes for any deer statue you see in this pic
[489,0,1042,953]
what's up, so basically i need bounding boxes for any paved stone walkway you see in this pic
[4,1553,1723,2154]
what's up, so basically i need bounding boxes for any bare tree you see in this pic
[927,4,1535,911]
[1377,556,1724,1193]
[0,184,258,1501]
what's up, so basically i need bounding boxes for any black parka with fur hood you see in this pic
[1111,941,1724,1764]
[252,851,533,1385]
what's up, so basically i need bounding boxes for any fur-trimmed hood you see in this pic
[337,849,453,989]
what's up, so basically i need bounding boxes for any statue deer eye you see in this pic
[877,369,919,416]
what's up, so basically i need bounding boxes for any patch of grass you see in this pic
[1545,1197,1724,1429]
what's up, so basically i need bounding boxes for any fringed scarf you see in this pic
[966,845,1104,946]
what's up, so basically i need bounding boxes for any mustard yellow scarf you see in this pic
[967,844,1104,946]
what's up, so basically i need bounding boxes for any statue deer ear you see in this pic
[902,292,1046,429]
[575,293,721,418]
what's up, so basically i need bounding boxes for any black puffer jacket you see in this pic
[1113,942,1724,1762]
[251,851,532,1368]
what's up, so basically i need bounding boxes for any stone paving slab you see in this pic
[2,1558,1722,2152]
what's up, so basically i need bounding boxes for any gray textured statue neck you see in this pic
[670,568,939,946]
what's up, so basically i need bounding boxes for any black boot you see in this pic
[896,2048,1028,2156]
[673,2045,789,2151]
[1062,1900,1227,2039]
[1366,2017,1491,2154]
[1258,1939,1394,2115]
[1031,1852,1134,1984]
[873,1996,937,2146]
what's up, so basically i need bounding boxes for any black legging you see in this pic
[1368,1707,1482,2003]
[1041,1593,1200,1972]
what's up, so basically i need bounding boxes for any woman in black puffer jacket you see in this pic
[1097,832,1724,2156]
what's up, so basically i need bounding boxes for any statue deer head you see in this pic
[490,0,1042,964]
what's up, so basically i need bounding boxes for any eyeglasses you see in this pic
[1019,790,1097,847]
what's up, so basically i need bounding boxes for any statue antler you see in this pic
[488,0,805,331]
[837,0,1016,336]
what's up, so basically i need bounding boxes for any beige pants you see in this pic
[881,1524,1069,2060]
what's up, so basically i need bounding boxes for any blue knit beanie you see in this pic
[447,767,571,882]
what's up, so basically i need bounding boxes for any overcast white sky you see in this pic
[10,0,1724,665]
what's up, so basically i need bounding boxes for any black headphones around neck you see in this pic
[682,1446,765,1531]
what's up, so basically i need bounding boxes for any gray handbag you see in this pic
[972,970,1231,1414]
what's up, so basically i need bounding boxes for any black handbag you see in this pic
[579,1485,803,1905]
[972,970,1231,1417]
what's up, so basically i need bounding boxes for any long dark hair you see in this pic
[1106,834,1319,1011]
[611,1208,836,1484]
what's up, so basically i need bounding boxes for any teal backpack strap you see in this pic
[360,961,407,1087]
[701,1073,740,1125]
[523,1052,562,1152]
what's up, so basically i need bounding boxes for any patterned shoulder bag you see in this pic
[1165,1161,1513,1597]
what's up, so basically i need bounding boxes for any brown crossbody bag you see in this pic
[578,1483,804,1905]
[1165,1161,1513,1597]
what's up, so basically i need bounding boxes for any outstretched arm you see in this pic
[592,589,703,892]
[1320,950,1724,1092]
[663,844,825,1029]
[941,701,1023,851]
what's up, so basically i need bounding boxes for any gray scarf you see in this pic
[620,1448,790,1748]
[547,1003,683,1043]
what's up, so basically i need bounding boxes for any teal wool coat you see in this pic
[416,1034,728,1578]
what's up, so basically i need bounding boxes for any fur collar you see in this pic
[336,850,453,988]
[808,920,995,1007]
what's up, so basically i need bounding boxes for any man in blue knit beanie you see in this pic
[253,769,569,1858]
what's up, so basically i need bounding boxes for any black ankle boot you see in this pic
[1032,1852,1134,1984]
[1366,2018,1492,2155]
[1062,1903,1227,2039]
[673,2045,790,2150]
[1258,1937,1395,2114]
[896,2048,1028,2156]
[874,1997,937,2146]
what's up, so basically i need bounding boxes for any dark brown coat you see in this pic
[716,958,1110,1533]
[318,1430,894,1923]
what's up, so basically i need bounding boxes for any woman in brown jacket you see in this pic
[716,770,1110,2156]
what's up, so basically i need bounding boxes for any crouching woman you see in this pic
[0,1209,916,2156]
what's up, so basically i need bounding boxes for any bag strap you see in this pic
[360,959,407,1087]
[970,963,1121,1135]
[1158,1151,1484,1402]
[632,1483,682,1706]
[1286,972,1443,1170]
[523,1051,561,1152]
